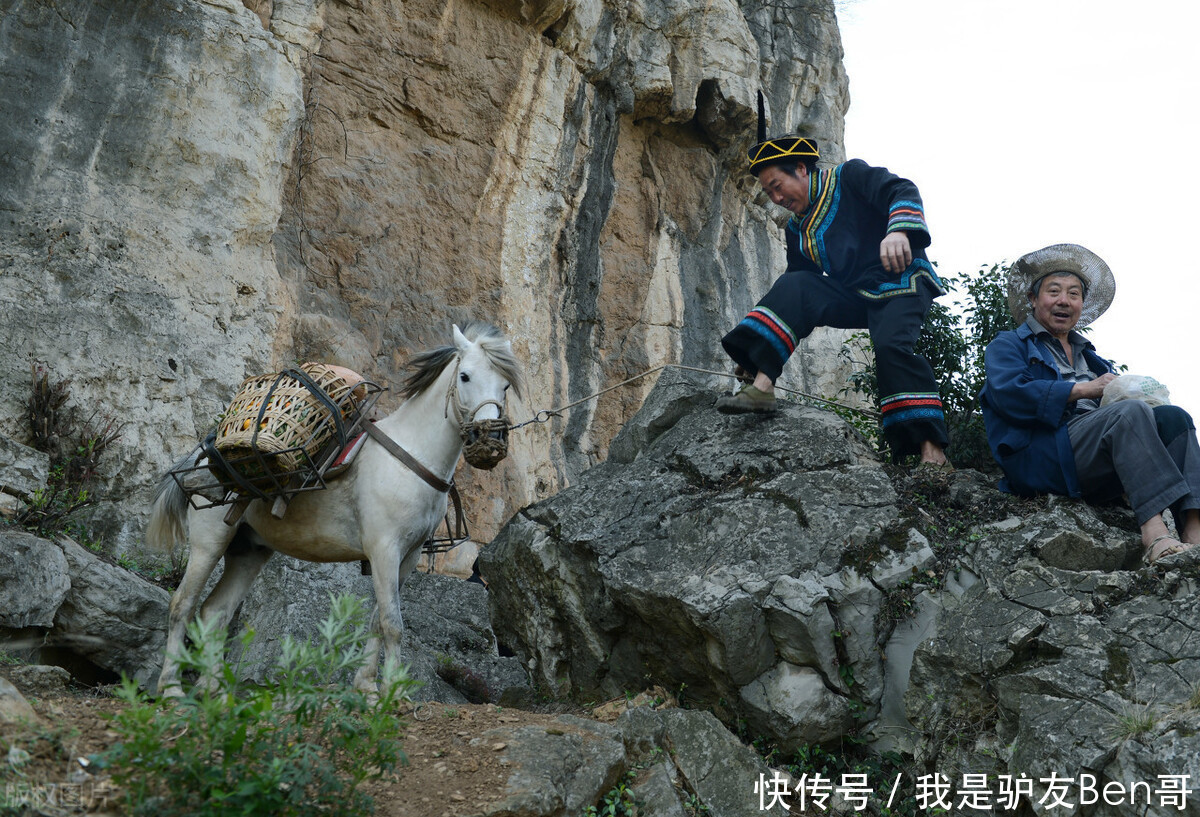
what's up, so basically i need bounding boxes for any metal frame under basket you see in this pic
[170,385,384,511]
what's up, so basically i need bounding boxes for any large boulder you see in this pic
[468,705,788,817]
[0,530,71,629]
[0,528,170,687]
[482,373,1200,814]
[224,556,530,703]
[482,369,906,746]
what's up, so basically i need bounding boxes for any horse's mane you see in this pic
[400,322,524,400]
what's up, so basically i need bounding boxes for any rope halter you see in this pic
[444,357,511,470]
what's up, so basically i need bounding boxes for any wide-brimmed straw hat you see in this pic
[1006,243,1116,328]
[747,91,819,176]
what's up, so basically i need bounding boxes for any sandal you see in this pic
[715,384,778,414]
[1143,534,1193,566]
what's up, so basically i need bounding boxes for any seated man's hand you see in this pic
[1070,373,1117,401]
[880,231,913,273]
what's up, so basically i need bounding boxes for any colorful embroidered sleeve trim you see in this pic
[880,392,945,428]
[857,259,945,300]
[887,199,926,234]
[738,307,798,363]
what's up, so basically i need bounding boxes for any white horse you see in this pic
[148,323,523,696]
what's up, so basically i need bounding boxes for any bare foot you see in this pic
[919,440,949,467]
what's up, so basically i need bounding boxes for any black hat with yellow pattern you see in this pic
[747,91,819,175]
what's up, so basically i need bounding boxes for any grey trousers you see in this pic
[1068,401,1200,526]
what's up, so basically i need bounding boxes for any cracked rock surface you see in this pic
[483,370,1200,814]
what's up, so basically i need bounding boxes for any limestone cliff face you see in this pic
[0,0,850,548]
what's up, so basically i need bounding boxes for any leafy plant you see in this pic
[94,594,415,817]
[12,363,124,540]
[28,363,125,487]
[839,264,1016,469]
[584,772,637,817]
[11,467,93,537]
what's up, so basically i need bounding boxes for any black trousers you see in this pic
[721,271,949,458]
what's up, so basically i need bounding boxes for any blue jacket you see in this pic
[980,324,1114,496]
[784,159,943,300]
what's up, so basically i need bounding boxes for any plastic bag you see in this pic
[1100,375,1171,408]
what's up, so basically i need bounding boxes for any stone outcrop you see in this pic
[0,528,169,687]
[222,557,530,703]
[0,0,853,555]
[0,436,50,513]
[0,676,40,726]
[428,705,787,817]
[6,368,1200,813]
[481,371,1200,815]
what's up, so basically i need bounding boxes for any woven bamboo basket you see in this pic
[212,363,368,491]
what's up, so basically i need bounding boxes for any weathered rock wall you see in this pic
[0,0,850,550]
[0,0,316,546]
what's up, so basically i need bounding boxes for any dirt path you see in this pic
[2,687,606,817]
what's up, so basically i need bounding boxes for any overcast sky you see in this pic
[836,0,1200,413]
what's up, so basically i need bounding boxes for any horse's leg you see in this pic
[354,538,422,693]
[199,535,273,630]
[192,534,273,691]
[157,513,237,697]
[353,607,383,695]
[385,542,425,669]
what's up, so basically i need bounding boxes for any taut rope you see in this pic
[507,363,879,431]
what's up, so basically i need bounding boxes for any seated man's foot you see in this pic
[1143,534,1193,565]
[716,384,777,414]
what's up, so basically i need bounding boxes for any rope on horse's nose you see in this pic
[506,363,880,432]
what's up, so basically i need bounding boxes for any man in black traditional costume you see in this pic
[717,95,950,467]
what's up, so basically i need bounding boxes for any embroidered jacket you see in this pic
[980,324,1115,496]
[785,159,943,299]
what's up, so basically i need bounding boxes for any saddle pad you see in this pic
[324,432,367,480]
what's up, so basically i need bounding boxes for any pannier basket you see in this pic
[170,364,382,509]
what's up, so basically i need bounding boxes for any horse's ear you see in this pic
[452,324,469,351]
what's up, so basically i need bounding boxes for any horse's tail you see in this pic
[146,447,200,553]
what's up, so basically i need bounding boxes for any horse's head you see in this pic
[448,323,523,469]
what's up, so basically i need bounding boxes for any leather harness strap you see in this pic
[364,422,452,493]
[361,422,469,554]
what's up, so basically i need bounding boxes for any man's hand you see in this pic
[1070,373,1117,401]
[880,231,913,273]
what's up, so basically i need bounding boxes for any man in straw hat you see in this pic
[717,93,950,468]
[981,243,1199,564]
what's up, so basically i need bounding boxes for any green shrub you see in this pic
[584,771,637,816]
[95,594,415,816]
[840,264,1016,469]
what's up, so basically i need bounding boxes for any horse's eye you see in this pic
[503,383,510,392]
[460,372,470,383]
